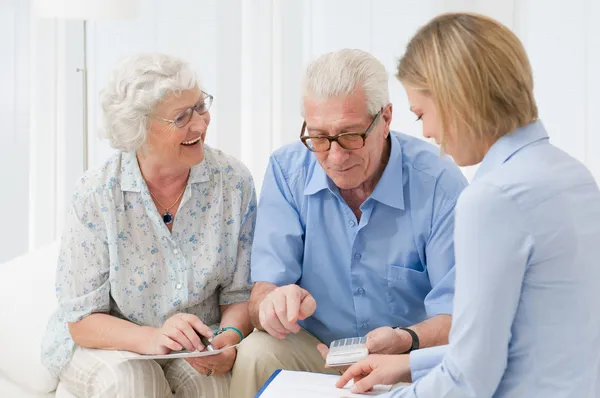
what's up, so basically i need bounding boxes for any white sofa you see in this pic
[0,242,75,398]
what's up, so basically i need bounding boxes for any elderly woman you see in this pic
[41,53,255,397]
[336,13,600,398]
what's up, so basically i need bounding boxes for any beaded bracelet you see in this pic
[215,326,244,342]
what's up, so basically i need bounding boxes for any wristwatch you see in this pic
[394,327,420,353]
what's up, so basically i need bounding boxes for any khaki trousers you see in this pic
[60,347,230,398]
[230,329,411,398]
[230,329,339,398]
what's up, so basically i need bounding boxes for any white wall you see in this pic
[2,0,88,260]
[28,18,86,252]
[516,0,600,183]
[0,0,30,263]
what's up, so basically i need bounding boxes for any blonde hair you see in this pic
[397,12,538,148]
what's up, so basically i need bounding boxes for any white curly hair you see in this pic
[100,53,198,152]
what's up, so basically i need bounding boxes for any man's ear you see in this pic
[382,103,393,133]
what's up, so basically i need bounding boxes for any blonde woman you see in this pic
[336,13,600,398]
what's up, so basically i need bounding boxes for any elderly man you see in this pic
[230,49,467,398]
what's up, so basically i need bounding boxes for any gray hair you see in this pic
[100,53,198,152]
[301,49,390,116]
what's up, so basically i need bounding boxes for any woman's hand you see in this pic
[185,329,242,376]
[336,354,412,394]
[140,313,214,355]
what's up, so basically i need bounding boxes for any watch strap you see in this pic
[395,327,420,353]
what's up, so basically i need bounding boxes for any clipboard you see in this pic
[255,370,392,397]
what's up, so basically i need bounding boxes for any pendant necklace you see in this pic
[148,177,189,225]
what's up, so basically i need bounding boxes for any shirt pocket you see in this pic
[386,264,431,318]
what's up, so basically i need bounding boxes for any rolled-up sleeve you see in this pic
[423,169,466,317]
[55,192,111,323]
[250,156,304,286]
[220,173,257,305]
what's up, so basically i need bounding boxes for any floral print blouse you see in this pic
[41,146,256,376]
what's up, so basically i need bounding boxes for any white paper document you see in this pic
[257,370,392,397]
[118,343,239,360]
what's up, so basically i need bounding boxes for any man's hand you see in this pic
[366,326,413,355]
[258,284,316,339]
[316,327,412,373]
[316,344,348,373]
[336,354,412,394]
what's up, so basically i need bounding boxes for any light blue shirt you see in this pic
[389,120,600,398]
[251,132,467,346]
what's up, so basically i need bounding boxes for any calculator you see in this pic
[325,336,369,367]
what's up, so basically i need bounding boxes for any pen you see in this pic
[200,335,215,351]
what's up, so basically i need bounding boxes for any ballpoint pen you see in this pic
[200,334,215,351]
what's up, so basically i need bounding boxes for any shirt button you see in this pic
[173,249,179,255]
[361,322,369,329]
[357,287,365,295]
[354,253,362,260]
[176,283,182,289]
[348,220,355,227]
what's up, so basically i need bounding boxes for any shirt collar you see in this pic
[120,152,143,192]
[474,120,549,181]
[188,156,211,184]
[303,160,331,196]
[369,134,405,209]
[120,151,211,193]
[303,134,405,210]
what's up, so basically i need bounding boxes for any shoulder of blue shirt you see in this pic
[268,130,467,198]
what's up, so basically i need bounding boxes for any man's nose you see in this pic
[327,141,349,164]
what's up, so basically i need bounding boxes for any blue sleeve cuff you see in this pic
[423,267,456,318]
[409,345,448,382]
[424,300,453,318]
[250,267,298,286]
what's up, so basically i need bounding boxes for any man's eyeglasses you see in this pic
[154,91,214,128]
[300,110,382,152]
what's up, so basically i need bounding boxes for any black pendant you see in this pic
[162,211,173,225]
